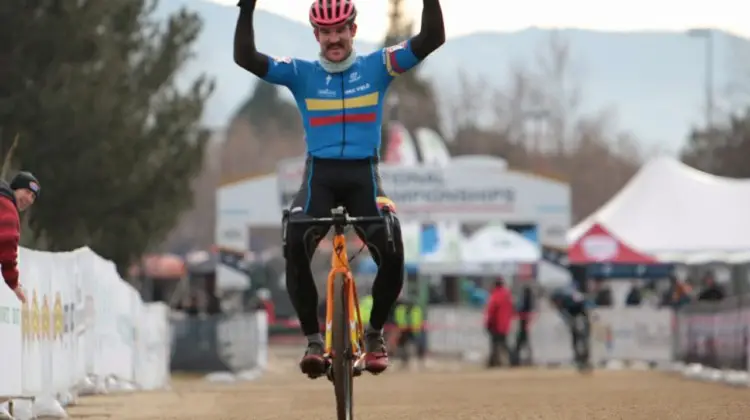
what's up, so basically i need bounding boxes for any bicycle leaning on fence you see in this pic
[282,205,397,420]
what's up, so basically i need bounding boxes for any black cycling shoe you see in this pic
[299,342,327,379]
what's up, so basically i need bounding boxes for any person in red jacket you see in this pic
[484,278,514,368]
[0,171,41,303]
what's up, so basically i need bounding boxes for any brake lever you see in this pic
[281,209,290,255]
[382,208,396,253]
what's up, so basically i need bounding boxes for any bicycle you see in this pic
[572,312,593,373]
[282,205,396,420]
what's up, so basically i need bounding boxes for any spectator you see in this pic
[592,276,613,306]
[393,298,425,369]
[484,278,514,368]
[660,275,692,309]
[697,273,725,302]
[625,281,643,306]
[512,285,535,366]
[0,171,41,304]
[550,286,592,371]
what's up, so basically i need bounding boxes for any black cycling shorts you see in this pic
[289,156,386,218]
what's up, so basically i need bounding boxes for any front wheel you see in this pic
[332,273,354,420]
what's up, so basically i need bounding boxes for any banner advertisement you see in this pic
[276,157,570,226]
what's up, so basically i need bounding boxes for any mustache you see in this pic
[326,42,344,50]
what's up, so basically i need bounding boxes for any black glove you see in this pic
[237,0,256,7]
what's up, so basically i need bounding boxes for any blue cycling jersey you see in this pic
[262,41,421,159]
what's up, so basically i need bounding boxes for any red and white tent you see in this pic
[568,223,657,264]
[568,157,750,264]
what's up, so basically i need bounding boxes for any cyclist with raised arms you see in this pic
[233,0,445,378]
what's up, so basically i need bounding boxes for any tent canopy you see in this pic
[419,223,540,276]
[568,157,750,264]
[568,223,658,264]
[461,224,540,263]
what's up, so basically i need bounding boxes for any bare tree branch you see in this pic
[1,133,20,179]
[449,32,642,222]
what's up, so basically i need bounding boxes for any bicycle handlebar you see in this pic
[281,206,397,253]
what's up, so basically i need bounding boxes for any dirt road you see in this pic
[67,355,750,420]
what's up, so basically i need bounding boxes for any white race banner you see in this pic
[590,306,673,365]
[426,305,673,366]
[0,247,173,418]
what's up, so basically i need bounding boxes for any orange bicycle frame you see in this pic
[324,232,366,358]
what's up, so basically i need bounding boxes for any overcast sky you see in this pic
[209,0,748,42]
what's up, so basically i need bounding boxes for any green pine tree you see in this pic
[233,81,301,138]
[0,0,214,273]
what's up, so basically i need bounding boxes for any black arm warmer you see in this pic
[234,0,270,77]
[409,0,446,61]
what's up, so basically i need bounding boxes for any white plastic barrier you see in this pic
[0,247,171,419]
[427,305,673,367]
[589,306,672,366]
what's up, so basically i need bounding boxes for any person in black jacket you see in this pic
[0,171,41,303]
[697,273,724,302]
[550,287,592,371]
[512,285,535,366]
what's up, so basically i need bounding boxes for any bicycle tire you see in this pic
[332,273,354,420]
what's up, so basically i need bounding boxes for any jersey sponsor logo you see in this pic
[272,56,292,63]
[317,88,337,97]
[325,74,332,85]
[344,83,371,95]
[348,71,361,83]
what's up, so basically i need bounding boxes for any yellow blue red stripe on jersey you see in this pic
[305,92,379,127]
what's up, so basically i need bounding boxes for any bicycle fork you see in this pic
[325,272,367,376]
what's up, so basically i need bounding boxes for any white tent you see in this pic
[420,224,540,276]
[568,157,750,263]
[461,224,541,264]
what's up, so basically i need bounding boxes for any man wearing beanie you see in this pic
[0,171,41,303]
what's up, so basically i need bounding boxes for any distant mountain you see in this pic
[158,0,750,150]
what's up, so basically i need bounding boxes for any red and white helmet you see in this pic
[309,0,357,28]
